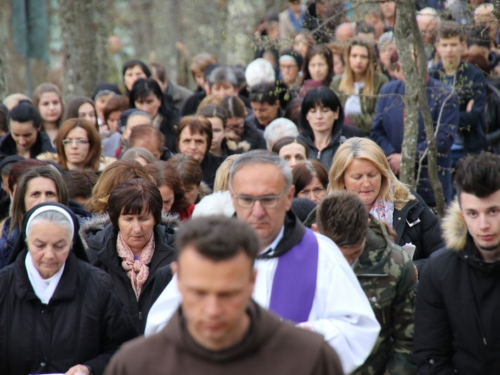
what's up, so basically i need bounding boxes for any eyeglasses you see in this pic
[233,191,287,209]
[62,138,89,146]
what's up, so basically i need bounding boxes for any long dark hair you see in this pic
[129,78,176,123]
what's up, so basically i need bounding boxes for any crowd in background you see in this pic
[1,0,500,374]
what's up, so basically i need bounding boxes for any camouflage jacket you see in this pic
[352,217,417,375]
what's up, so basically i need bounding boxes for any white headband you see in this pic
[26,206,75,240]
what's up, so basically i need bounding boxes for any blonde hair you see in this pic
[213,154,241,193]
[338,38,376,96]
[328,138,413,209]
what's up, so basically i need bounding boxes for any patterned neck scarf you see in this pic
[116,232,155,300]
[369,184,395,227]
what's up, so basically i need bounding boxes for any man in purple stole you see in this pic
[145,151,380,374]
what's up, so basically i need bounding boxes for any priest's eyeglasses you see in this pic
[233,191,286,209]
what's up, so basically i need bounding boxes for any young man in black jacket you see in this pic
[414,152,500,374]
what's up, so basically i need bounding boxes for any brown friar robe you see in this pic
[104,300,343,375]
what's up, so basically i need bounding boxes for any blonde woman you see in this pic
[330,38,388,135]
[329,137,443,274]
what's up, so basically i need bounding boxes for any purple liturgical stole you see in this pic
[269,228,319,323]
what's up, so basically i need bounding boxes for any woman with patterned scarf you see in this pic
[81,178,176,334]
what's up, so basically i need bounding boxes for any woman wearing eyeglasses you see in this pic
[38,119,115,172]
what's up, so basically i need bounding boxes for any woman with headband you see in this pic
[0,202,136,375]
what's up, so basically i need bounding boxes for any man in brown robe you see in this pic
[104,216,343,375]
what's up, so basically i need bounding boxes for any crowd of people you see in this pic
[1,0,500,374]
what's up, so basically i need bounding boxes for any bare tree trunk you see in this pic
[151,0,179,81]
[0,49,6,100]
[59,0,110,100]
[178,0,228,88]
[92,0,112,84]
[227,0,267,65]
[128,0,154,60]
[0,0,27,95]
[0,0,8,99]
[395,0,445,216]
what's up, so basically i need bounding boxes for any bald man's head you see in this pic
[417,9,439,44]
[335,22,355,43]
[474,4,498,40]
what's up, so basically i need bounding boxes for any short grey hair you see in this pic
[229,150,293,190]
[417,7,438,16]
[378,31,395,47]
[264,118,299,150]
[245,58,276,88]
[126,110,151,126]
[417,7,440,26]
[208,66,238,87]
[27,211,74,240]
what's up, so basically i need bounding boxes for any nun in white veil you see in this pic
[0,202,136,375]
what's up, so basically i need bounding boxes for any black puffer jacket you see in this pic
[414,200,500,374]
[81,214,177,334]
[0,250,136,375]
[392,192,444,274]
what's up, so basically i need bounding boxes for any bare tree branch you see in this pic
[394,0,445,216]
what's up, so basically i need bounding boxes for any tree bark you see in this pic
[92,0,112,84]
[226,0,267,65]
[393,1,418,189]
[59,0,110,100]
[0,0,8,99]
[394,0,445,216]
[127,0,154,61]
[151,0,180,82]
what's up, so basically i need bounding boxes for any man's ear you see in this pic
[274,100,280,108]
[311,223,320,233]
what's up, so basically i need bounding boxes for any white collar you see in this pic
[259,226,285,256]
[25,252,65,305]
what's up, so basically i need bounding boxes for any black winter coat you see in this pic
[0,250,136,375]
[241,119,267,150]
[200,153,224,189]
[158,103,181,152]
[0,130,55,158]
[82,218,176,334]
[415,199,500,374]
[414,241,500,374]
[485,80,500,153]
[298,124,344,171]
[393,193,444,274]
